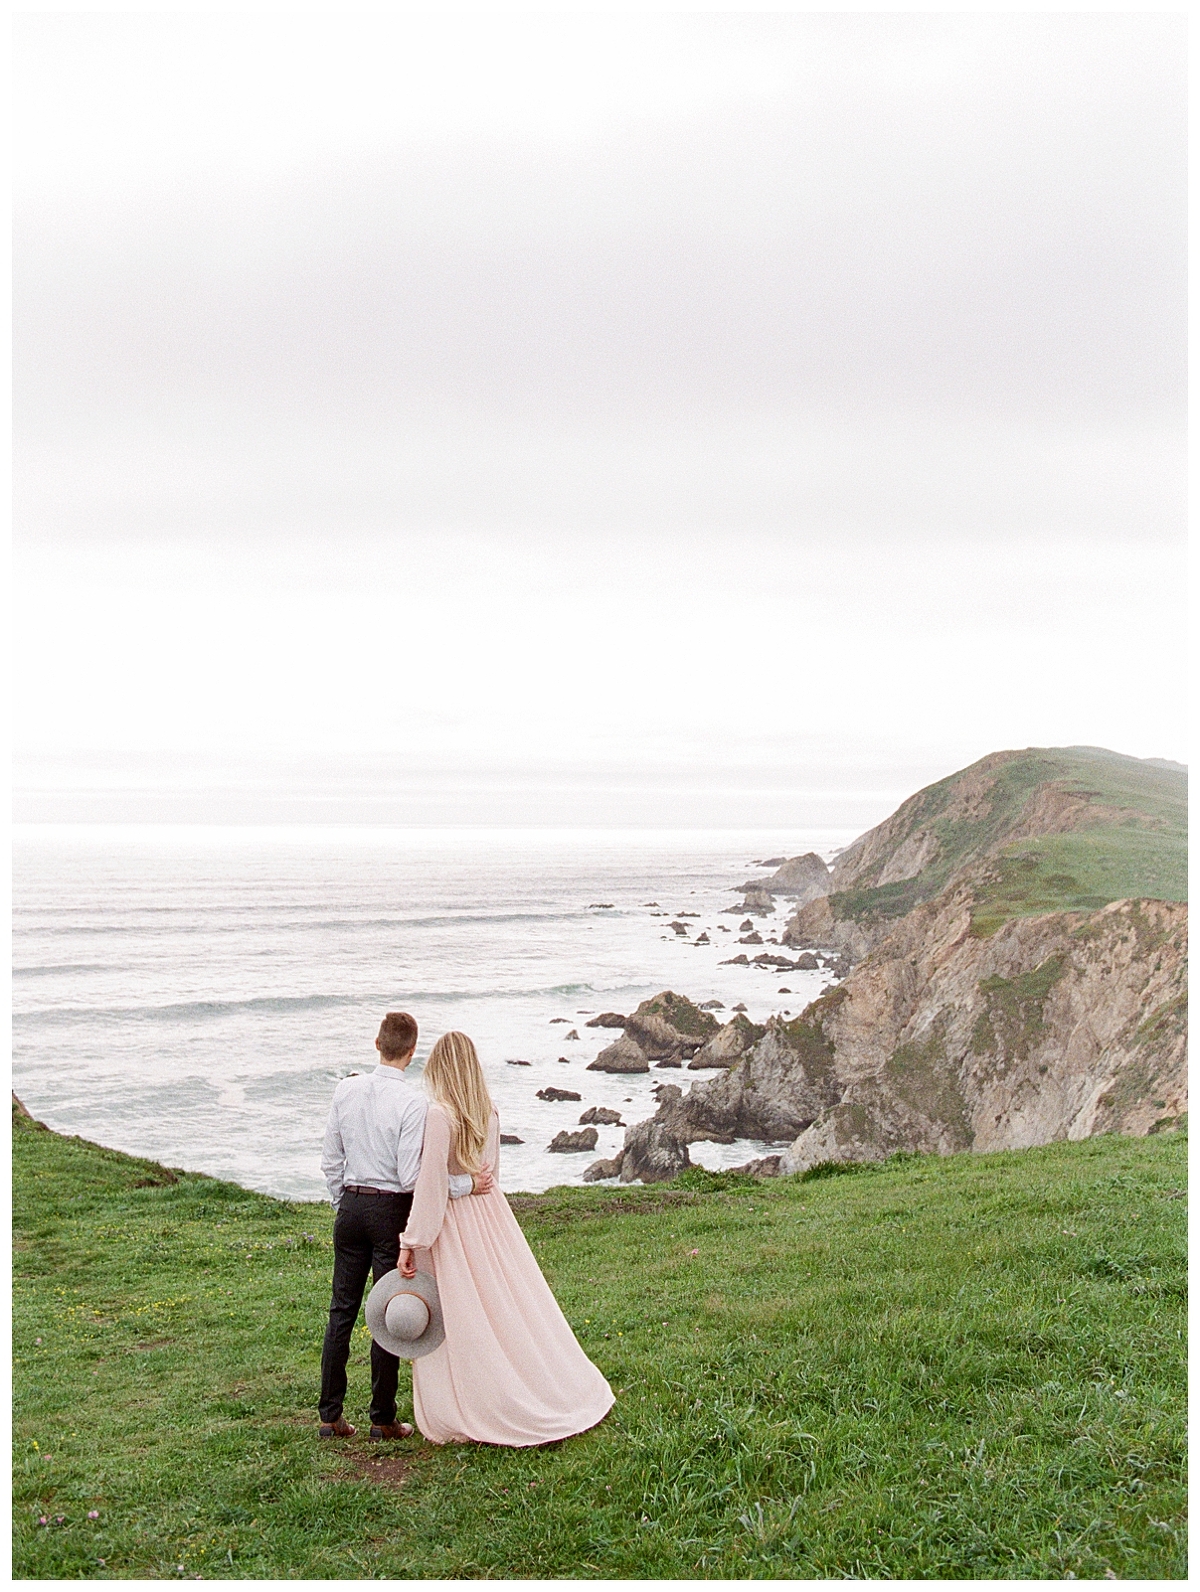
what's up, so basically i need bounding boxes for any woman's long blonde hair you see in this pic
[423,1031,494,1174]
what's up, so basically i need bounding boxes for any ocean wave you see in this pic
[13,963,123,978]
[12,982,599,1027]
[14,908,595,937]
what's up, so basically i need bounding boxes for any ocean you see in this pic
[11,825,856,1199]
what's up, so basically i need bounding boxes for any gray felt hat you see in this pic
[365,1267,446,1360]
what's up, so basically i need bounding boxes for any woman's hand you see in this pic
[471,1168,494,1196]
[398,1246,417,1278]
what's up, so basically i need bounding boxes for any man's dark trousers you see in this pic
[319,1189,413,1426]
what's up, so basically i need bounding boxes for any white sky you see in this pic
[12,11,1186,827]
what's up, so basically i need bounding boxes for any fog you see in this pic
[13,12,1186,827]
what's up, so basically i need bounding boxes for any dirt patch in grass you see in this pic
[338,1447,425,1490]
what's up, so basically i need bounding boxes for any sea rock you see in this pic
[738,887,776,916]
[739,932,763,945]
[680,1017,843,1141]
[624,992,719,1056]
[564,1029,580,1041]
[579,1106,624,1126]
[700,1000,725,1010]
[752,953,798,969]
[778,987,792,994]
[548,1128,599,1152]
[505,1059,532,1067]
[670,922,689,935]
[587,992,720,1073]
[585,1012,627,1028]
[557,1056,571,1064]
[549,1017,569,1024]
[587,1034,651,1073]
[688,1012,767,1069]
[582,1156,623,1181]
[739,853,833,906]
[740,920,754,931]
[720,954,749,966]
[794,953,820,970]
[536,1086,582,1102]
[617,1111,691,1183]
[500,1133,524,1144]
[695,933,710,944]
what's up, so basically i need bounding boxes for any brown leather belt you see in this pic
[344,1185,405,1196]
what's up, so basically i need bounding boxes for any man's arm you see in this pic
[320,1095,346,1210]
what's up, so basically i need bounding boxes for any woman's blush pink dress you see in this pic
[400,1103,614,1447]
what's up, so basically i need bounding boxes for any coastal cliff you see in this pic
[594,746,1187,1181]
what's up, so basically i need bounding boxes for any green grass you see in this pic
[13,1108,1187,1579]
[970,826,1188,937]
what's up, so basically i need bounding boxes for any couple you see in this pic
[319,1010,614,1447]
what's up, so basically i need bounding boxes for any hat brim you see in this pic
[365,1267,446,1360]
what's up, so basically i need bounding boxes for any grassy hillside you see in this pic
[830,747,1187,935]
[13,1108,1186,1580]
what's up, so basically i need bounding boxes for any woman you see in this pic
[398,1031,614,1446]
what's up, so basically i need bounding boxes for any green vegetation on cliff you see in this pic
[13,1108,1186,1579]
[829,746,1186,936]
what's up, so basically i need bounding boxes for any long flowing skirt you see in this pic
[412,1189,614,1446]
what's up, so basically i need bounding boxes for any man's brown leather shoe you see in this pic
[318,1417,356,1439]
[368,1420,415,1441]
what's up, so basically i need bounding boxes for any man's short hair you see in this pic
[377,1011,418,1060]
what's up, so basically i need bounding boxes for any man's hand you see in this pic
[470,1168,494,1196]
[398,1246,417,1278]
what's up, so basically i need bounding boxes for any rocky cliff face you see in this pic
[611,895,1185,1181]
[779,893,1187,1171]
[602,746,1187,1181]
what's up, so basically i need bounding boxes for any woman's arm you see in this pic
[486,1109,500,1181]
[399,1105,452,1261]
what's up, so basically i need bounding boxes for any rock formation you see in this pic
[733,887,775,916]
[739,852,833,904]
[579,1105,624,1126]
[587,991,719,1074]
[582,1081,735,1184]
[549,1128,599,1153]
[536,1086,581,1102]
[611,747,1187,1180]
[687,1012,765,1069]
[586,1033,651,1073]
[780,895,1187,1171]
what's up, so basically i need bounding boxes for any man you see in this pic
[318,1010,492,1440]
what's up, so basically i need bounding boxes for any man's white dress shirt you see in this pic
[321,1064,471,1209]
